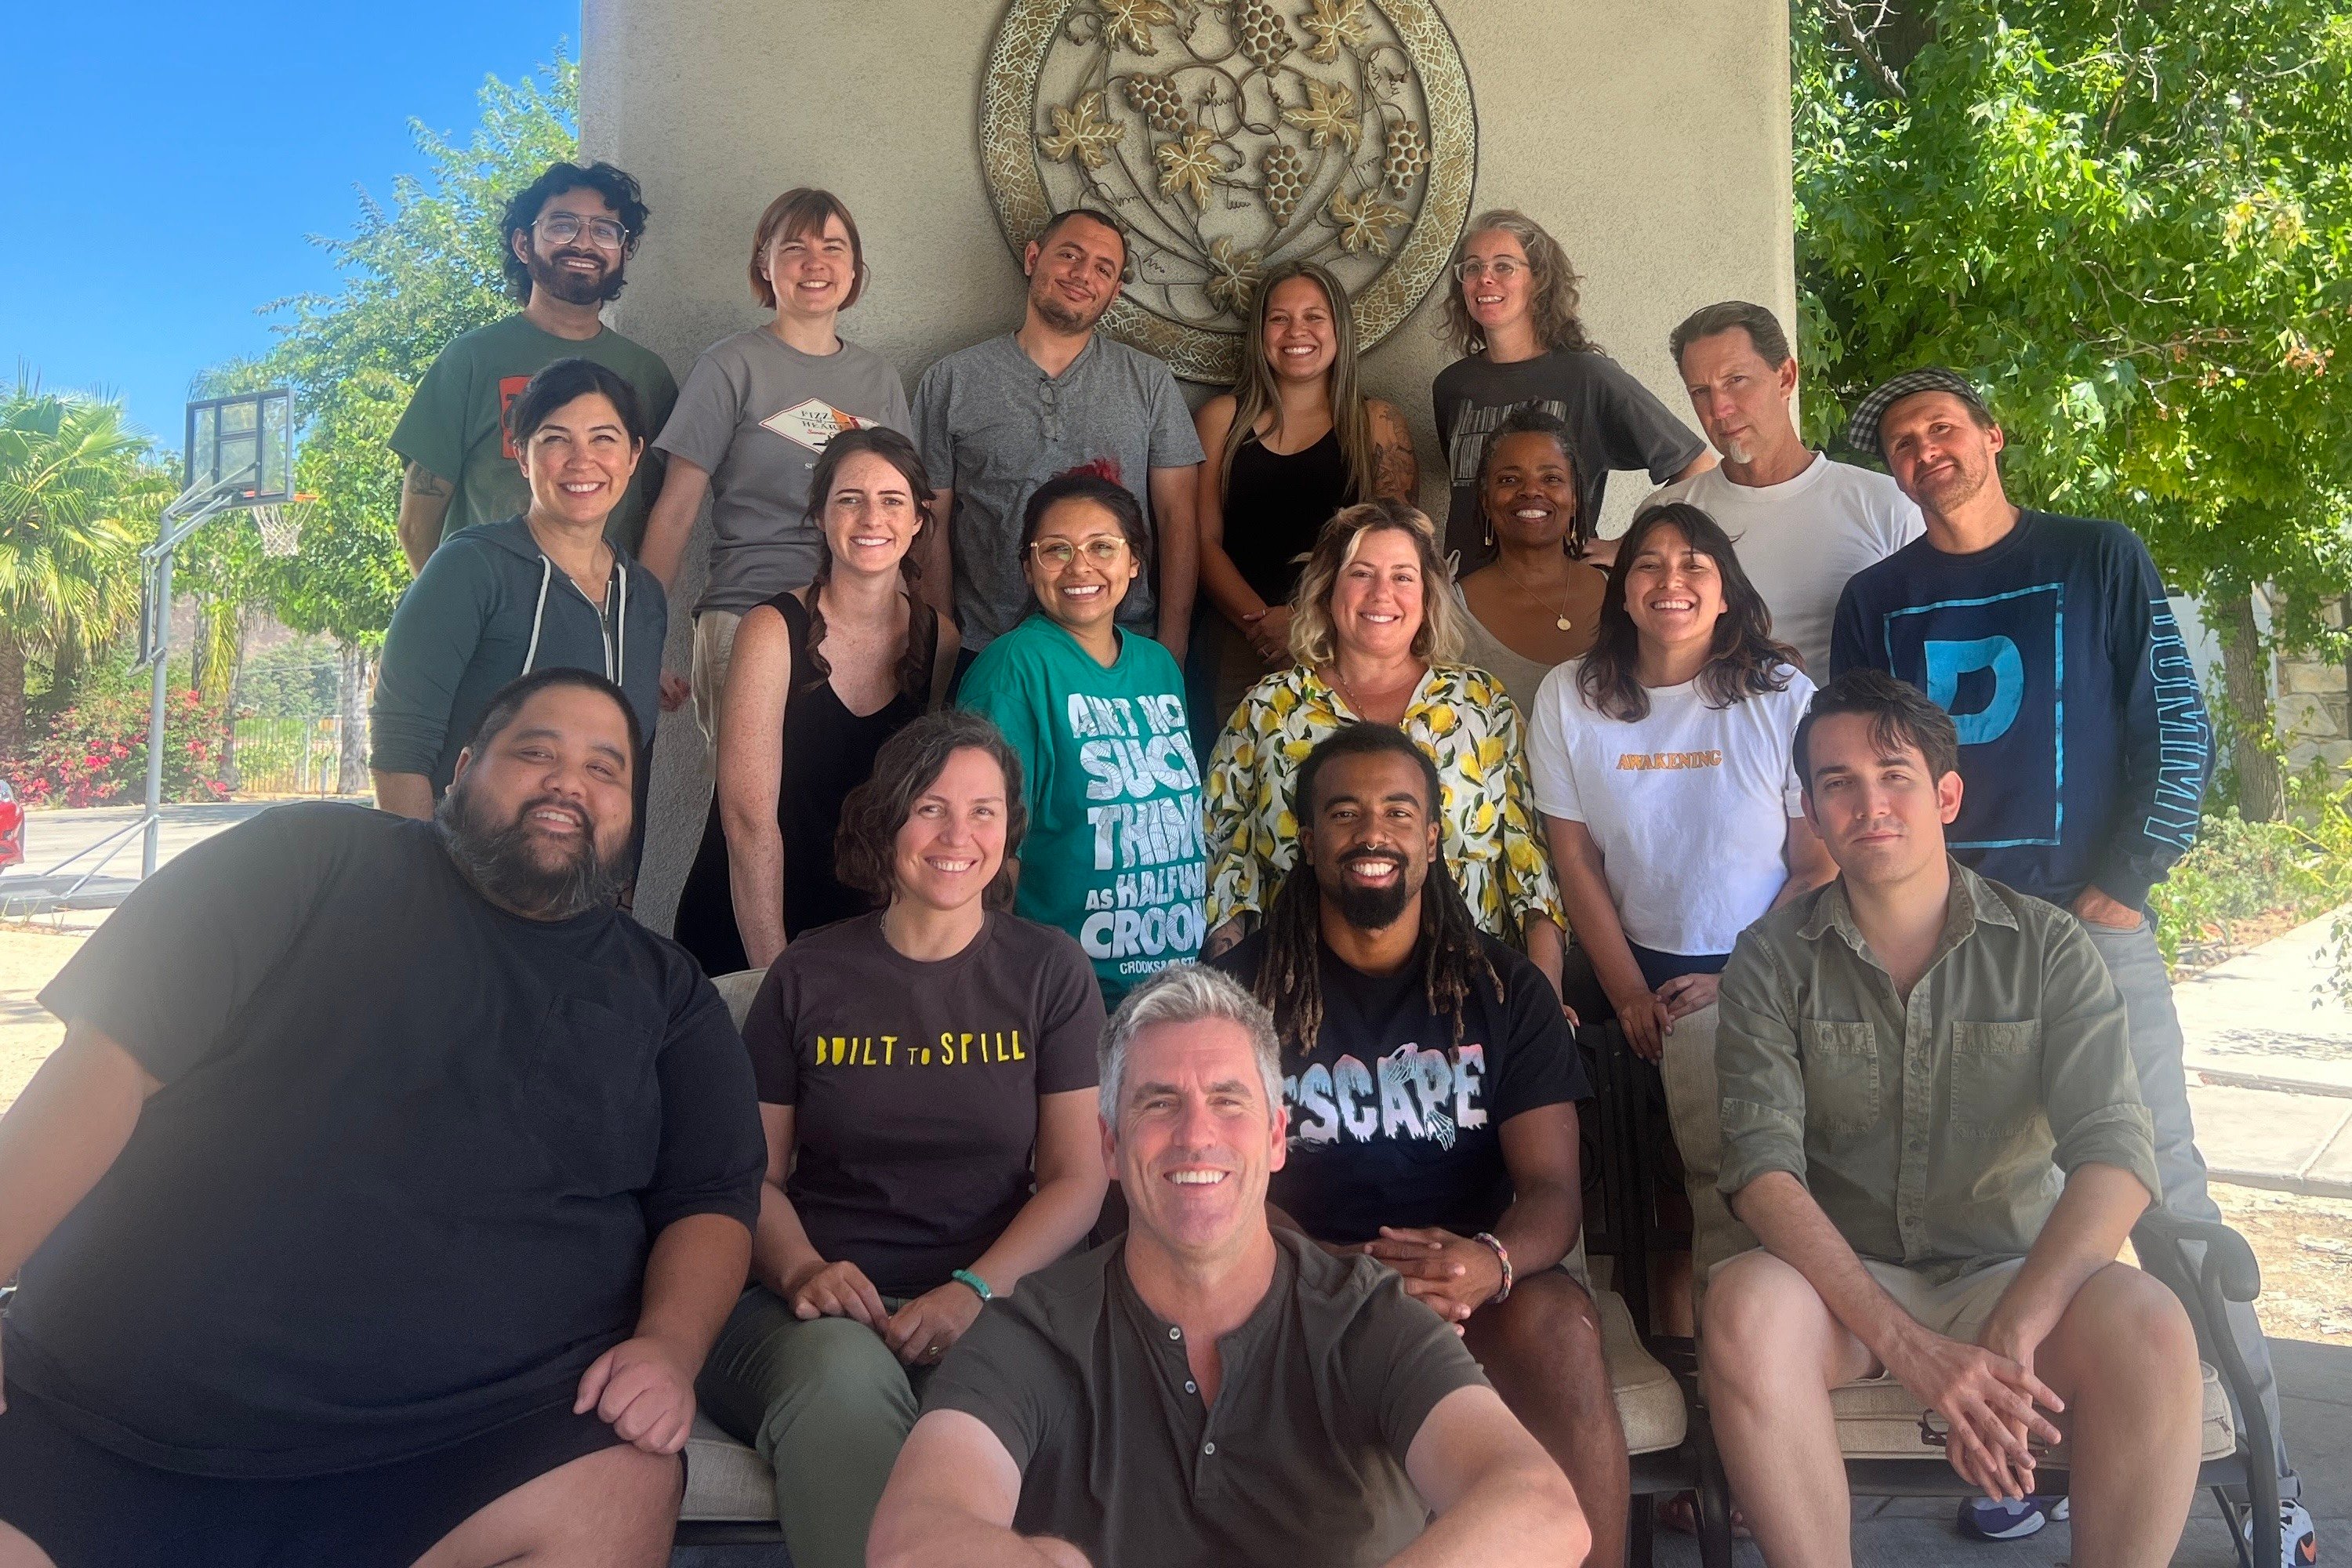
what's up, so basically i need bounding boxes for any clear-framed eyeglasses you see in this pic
[536,214,630,251]
[1454,256,1527,283]
[1029,537,1130,570]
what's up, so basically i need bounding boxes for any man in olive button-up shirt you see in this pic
[1700,672,2203,1568]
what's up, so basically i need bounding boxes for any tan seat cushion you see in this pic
[1595,1286,1686,1455]
[682,1413,779,1522]
[711,967,766,1031]
[1657,1004,2236,1465]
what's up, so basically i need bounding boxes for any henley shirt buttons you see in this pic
[1185,1381,1198,1394]
[1203,1442,1217,1456]
[1169,1327,1181,1341]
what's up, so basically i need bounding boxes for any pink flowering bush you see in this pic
[5,687,229,808]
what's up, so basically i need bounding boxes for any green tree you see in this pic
[1793,0,2352,818]
[0,379,165,758]
[252,54,579,654]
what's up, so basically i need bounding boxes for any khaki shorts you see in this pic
[1711,1249,2024,1352]
[690,609,745,774]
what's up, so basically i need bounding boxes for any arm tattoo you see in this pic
[1370,410,1420,500]
[404,463,454,499]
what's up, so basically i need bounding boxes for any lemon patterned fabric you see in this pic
[1202,663,1566,942]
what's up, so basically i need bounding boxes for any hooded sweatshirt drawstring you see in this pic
[520,552,624,683]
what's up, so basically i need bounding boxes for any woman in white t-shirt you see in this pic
[1526,500,1835,1062]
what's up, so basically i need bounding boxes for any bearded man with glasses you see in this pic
[392,160,681,572]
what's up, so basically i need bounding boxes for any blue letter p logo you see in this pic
[1923,637,2024,746]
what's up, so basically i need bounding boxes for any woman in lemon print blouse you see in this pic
[1200,498,1568,990]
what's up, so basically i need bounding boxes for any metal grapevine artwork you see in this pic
[981,0,1477,382]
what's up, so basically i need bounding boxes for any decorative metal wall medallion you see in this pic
[981,0,1477,383]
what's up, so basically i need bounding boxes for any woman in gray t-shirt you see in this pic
[635,188,913,761]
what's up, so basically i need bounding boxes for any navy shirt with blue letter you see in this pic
[1830,510,2212,911]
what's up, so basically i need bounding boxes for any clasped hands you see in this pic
[1614,971,1719,1062]
[784,1258,985,1366]
[1884,1317,2065,1501]
[1342,1225,1505,1333]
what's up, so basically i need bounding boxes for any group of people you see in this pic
[0,155,2314,1568]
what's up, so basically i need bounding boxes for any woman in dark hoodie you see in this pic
[371,358,669,818]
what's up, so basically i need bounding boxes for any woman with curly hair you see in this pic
[1526,500,1835,1062]
[700,709,1108,1568]
[1200,498,1567,989]
[1433,209,1711,569]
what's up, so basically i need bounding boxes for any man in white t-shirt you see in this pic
[1646,303,1921,677]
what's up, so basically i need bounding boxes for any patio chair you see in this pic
[1648,1005,2275,1568]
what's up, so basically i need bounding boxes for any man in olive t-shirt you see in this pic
[868,965,1586,1568]
[391,161,680,571]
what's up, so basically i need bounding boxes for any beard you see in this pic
[436,781,633,920]
[1323,850,1418,931]
[1029,274,1108,334]
[528,245,626,307]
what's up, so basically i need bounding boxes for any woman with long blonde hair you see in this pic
[1200,498,1566,989]
[1192,261,1417,738]
[1432,208,1711,568]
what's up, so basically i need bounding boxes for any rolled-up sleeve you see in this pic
[2039,919,2162,1203]
[1714,930,1811,1197]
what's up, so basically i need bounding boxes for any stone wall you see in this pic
[2276,592,2350,775]
[579,0,1796,931]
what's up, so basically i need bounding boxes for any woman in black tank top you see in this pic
[673,430,959,977]
[1190,263,1421,745]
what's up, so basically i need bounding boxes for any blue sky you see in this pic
[3,1,577,452]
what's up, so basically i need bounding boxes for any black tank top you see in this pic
[1222,426,1353,606]
[673,589,939,977]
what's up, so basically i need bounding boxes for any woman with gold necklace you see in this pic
[1200,499,1567,991]
[1453,407,1608,712]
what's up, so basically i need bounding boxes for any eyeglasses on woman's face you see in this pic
[1454,256,1526,283]
[1029,536,1130,571]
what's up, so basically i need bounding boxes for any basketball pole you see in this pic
[139,478,249,878]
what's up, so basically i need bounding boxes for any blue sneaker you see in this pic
[1958,1495,2067,1541]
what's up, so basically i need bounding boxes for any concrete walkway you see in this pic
[2178,910,2352,1198]
[0,800,347,927]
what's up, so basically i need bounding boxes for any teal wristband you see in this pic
[951,1268,995,1302]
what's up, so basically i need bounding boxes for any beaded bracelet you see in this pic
[1472,1232,1513,1305]
[950,1268,995,1302]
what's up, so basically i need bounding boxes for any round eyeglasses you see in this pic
[1029,537,1130,570]
[536,214,630,251]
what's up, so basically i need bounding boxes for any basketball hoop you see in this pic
[250,492,318,557]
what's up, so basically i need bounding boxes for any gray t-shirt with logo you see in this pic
[653,328,912,615]
[913,332,1205,650]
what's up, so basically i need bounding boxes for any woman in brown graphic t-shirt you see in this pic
[697,710,1108,1568]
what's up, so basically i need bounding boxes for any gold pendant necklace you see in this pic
[1498,560,1577,631]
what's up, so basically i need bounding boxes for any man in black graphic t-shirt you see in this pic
[1214,724,1626,1568]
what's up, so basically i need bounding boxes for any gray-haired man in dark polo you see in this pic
[867,964,1585,1568]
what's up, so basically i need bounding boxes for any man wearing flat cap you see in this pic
[1829,368,2309,1558]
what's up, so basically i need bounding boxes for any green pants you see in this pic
[696,1286,936,1568]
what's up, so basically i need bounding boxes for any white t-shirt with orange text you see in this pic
[1527,659,1814,956]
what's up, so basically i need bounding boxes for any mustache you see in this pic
[1338,848,1406,869]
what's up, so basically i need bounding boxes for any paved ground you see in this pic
[0,800,286,925]
[2179,912,2352,1197]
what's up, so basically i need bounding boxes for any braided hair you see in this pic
[800,426,937,702]
[1250,724,1504,1054]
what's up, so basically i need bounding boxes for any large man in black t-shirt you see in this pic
[1212,723,1628,1568]
[0,669,764,1568]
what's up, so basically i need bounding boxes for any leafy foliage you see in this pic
[1793,0,2352,647]
[2148,789,2352,968]
[249,56,579,647]
[6,680,229,809]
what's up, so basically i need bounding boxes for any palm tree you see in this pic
[0,380,160,759]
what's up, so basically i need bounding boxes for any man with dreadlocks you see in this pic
[1211,723,1628,1568]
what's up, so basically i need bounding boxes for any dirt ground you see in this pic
[2,922,2348,1349]
[0,924,81,1116]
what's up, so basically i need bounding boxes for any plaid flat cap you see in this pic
[1845,368,1992,456]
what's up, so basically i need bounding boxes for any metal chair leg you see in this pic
[1688,1404,1737,1568]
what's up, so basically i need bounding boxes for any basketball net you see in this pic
[249,492,318,557]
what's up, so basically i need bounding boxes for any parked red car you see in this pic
[0,779,22,869]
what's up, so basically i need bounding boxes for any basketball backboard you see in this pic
[183,389,292,505]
